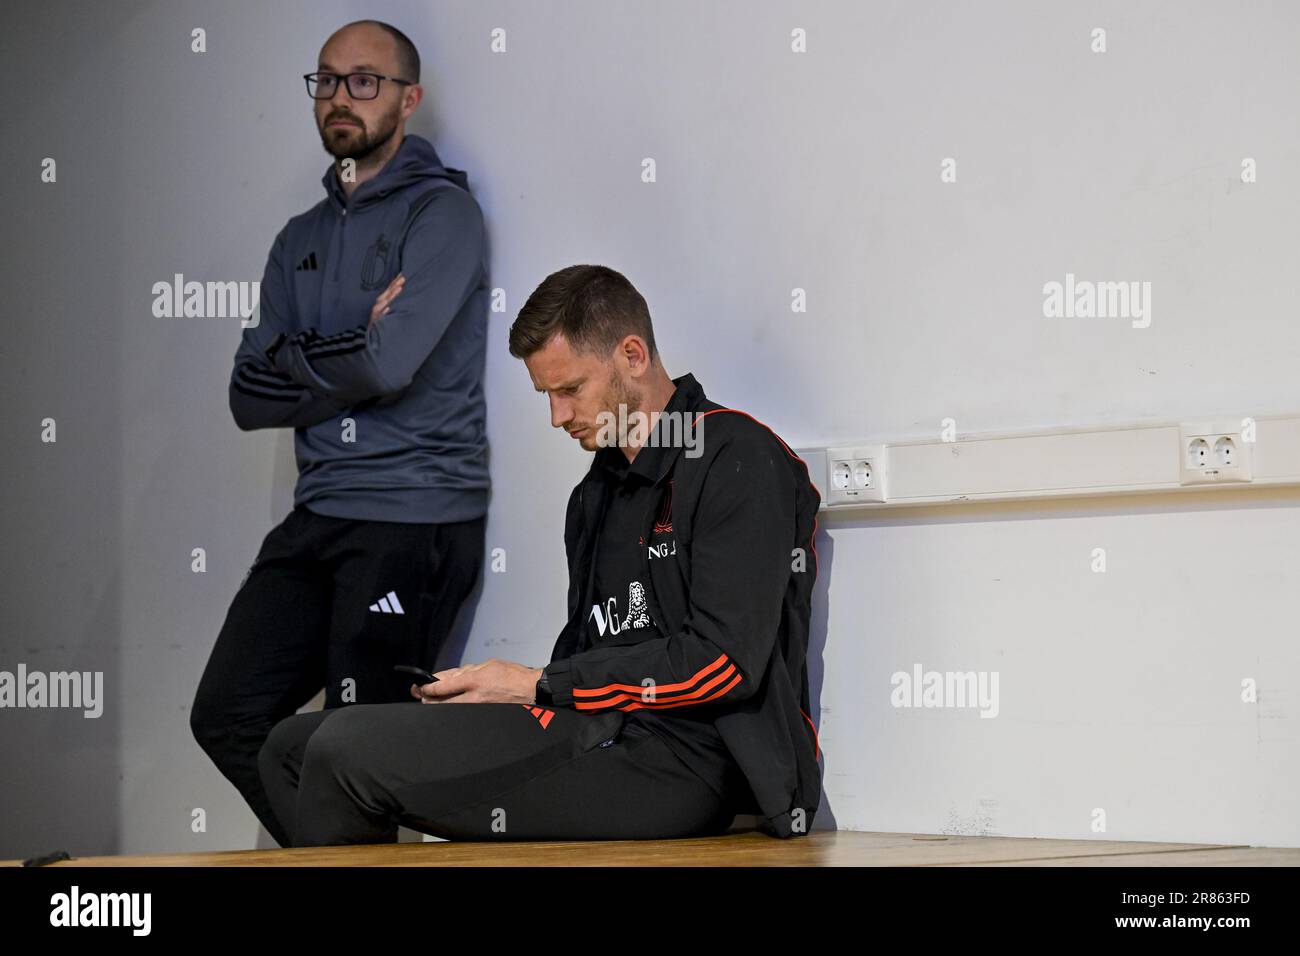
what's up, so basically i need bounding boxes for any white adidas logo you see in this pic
[368,591,405,614]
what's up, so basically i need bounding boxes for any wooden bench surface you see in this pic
[8,830,1298,867]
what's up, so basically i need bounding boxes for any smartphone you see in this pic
[393,664,439,684]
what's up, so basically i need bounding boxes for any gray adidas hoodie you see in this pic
[229,133,489,524]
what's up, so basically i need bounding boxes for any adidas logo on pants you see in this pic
[369,590,405,614]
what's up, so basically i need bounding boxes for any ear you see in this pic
[620,334,651,375]
[401,83,423,118]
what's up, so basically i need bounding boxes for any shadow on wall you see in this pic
[807,523,834,832]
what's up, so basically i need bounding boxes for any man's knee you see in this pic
[302,707,374,766]
[188,686,226,753]
[192,684,288,767]
[299,706,402,798]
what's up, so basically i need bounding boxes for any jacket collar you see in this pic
[321,133,467,212]
[593,372,706,484]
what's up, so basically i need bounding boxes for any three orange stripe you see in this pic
[521,704,555,728]
[571,652,739,712]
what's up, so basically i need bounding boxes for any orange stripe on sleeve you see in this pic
[615,672,744,712]
[571,652,732,699]
[573,657,741,712]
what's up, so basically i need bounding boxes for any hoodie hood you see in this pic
[321,132,469,212]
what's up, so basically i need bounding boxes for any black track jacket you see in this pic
[542,373,823,838]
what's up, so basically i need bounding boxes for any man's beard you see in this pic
[318,104,400,162]
[600,369,646,446]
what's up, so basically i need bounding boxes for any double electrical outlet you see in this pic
[822,420,1253,507]
[1179,421,1253,486]
[827,444,887,504]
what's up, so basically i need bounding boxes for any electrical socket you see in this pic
[827,444,887,504]
[1179,421,1253,486]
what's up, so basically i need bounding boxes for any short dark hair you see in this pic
[340,19,420,84]
[509,265,659,361]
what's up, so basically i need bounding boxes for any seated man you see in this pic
[258,264,823,844]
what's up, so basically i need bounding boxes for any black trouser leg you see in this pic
[258,702,734,846]
[320,515,485,706]
[190,508,330,847]
[195,508,486,846]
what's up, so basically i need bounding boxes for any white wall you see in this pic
[1,0,1296,857]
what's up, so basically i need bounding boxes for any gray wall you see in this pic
[1,0,1296,857]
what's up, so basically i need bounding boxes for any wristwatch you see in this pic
[535,669,553,706]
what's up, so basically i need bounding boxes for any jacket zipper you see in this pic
[334,202,347,281]
[572,442,681,646]
[638,458,678,633]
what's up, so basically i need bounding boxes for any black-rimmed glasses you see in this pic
[304,72,413,100]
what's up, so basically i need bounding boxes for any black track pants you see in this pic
[190,505,485,846]
[258,701,737,845]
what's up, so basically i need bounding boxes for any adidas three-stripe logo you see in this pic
[368,591,404,614]
[295,251,319,271]
[521,703,554,729]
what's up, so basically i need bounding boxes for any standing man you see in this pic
[192,20,489,847]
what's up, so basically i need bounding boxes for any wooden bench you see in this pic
[9,831,1295,867]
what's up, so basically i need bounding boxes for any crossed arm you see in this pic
[230,186,484,429]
